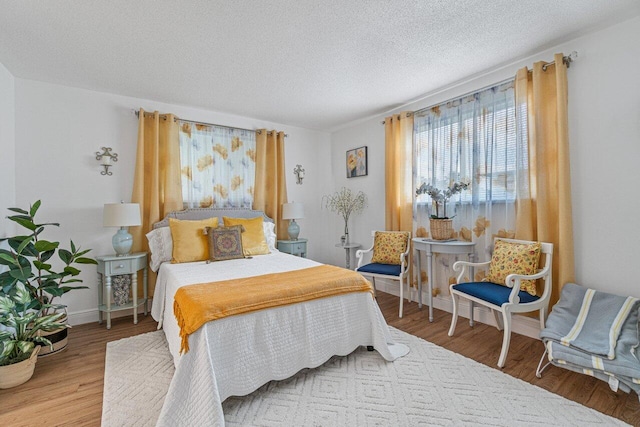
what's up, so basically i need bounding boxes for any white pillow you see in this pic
[146,227,173,272]
[263,221,278,253]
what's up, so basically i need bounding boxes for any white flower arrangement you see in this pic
[416,181,470,219]
[322,187,367,240]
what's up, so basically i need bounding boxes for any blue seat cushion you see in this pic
[452,282,540,306]
[357,263,401,277]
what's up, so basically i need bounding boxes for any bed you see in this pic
[149,207,409,426]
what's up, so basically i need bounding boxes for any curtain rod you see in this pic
[412,76,515,117]
[133,110,288,137]
[382,77,513,124]
[542,51,577,71]
[381,51,578,124]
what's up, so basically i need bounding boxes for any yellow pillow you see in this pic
[485,240,541,295]
[371,231,410,265]
[223,216,270,256]
[169,217,219,263]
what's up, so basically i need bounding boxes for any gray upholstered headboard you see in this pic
[153,207,274,229]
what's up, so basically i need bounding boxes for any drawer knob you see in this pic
[117,264,124,268]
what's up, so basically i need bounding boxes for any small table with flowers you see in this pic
[412,238,476,322]
[335,242,361,269]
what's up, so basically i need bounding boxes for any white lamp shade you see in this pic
[282,202,304,220]
[103,203,141,227]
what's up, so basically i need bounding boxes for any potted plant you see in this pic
[416,181,470,240]
[322,188,367,245]
[0,283,67,388]
[0,200,97,356]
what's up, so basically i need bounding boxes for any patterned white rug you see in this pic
[102,328,628,427]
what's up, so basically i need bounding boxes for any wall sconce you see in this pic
[96,147,118,176]
[294,164,305,185]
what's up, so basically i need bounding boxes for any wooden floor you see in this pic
[1,293,639,426]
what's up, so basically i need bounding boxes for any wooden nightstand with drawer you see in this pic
[96,252,148,329]
[277,238,308,258]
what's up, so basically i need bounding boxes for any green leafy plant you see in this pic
[0,200,97,315]
[0,283,67,365]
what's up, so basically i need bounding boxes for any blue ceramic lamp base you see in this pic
[112,227,133,256]
[287,219,300,240]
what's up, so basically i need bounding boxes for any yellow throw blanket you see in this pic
[174,264,374,354]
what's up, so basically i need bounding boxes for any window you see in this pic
[412,79,529,295]
[414,80,527,206]
[178,123,256,209]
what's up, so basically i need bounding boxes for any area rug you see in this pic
[102,328,628,427]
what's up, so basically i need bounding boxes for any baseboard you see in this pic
[374,282,542,340]
[67,299,154,326]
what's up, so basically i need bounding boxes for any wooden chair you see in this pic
[448,237,553,368]
[355,231,411,318]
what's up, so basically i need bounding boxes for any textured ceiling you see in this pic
[1,1,639,131]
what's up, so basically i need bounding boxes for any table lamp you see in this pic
[282,202,304,240]
[103,202,141,256]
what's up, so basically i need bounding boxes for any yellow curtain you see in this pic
[253,130,288,239]
[384,112,414,232]
[515,53,575,306]
[385,112,414,290]
[131,109,183,295]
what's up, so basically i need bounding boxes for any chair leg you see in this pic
[497,309,512,368]
[371,277,377,298]
[469,300,475,327]
[539,307,547,330]
[535,346,551,378]
[448,293,459,336]
[493,309,504,331]
[399,278,404,318]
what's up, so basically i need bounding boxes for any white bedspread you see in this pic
[151,252,409,426]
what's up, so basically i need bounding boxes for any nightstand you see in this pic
[277,238,308,257]
[96,252,148,329]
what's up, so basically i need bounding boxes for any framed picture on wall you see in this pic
[346,146,368,178]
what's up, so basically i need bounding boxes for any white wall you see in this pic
[331,16,640,304]
[323,121,385,267]
[0,62,15,238]
[567,17,640,298]
[13,79,332,324]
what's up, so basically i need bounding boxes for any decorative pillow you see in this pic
[169,217,219,263]
[146,227,173,272]
[204,225,245,262]
[485,240,542,295]
[371,231,410,265]
[223,216,270,256]
[263,221,278,252]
